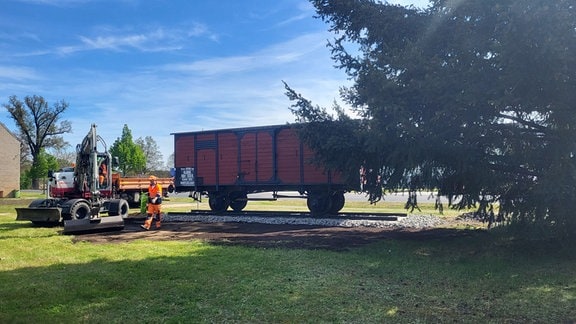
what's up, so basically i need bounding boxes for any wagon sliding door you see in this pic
[217,132,238,185]
[239,129,274,183]
[276,128,301,185]
[276,127,334,186]
[195,133,217,188]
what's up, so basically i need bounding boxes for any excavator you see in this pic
[16,124,127,234]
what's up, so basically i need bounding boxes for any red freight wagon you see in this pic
[172,124,349,214]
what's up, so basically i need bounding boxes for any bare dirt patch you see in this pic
[72,217,487,251]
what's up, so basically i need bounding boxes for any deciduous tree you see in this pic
[166,153,174,171]
[3,95,71,188]
[110,124,146,175]
[29,149,59,191]
[136,136,164,172]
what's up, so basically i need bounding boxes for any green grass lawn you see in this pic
[0,197,575,323]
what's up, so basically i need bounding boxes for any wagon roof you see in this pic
[170,123,295,136]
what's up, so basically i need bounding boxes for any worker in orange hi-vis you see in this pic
[141,175,163,230]
[98,161,107,188]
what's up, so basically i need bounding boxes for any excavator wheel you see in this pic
[62,199,127,234]
[69,201,91,220]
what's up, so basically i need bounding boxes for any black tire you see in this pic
[108,199,130,218]
[119,199,130,218]
[307,193,332,216]
[229,192,248,212]
[329,192,346,214]
[70,201,91,220]
[208,193,229,213]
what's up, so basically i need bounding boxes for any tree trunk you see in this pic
[32,178,40,190]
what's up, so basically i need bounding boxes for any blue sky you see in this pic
[0,0,430,167]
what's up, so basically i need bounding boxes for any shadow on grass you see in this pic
[0,222,44,231]
[0,239,575,323]
[0,221,64,239]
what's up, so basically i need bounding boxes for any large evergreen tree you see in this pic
[289,0,576,236]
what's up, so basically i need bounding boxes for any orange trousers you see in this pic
[142,203,162,229]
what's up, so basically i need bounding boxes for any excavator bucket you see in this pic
[63,215,125,234]
[16,207,62,224]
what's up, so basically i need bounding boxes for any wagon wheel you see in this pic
[328,192,345,214]
[229,192,248,212]
[70,201,91,220]
[208,193,229,213]
[307,192,332,216]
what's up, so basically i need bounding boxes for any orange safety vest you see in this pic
[149,183,162,200]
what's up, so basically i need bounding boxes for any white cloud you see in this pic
[0,66,41,81]
[163,31,329,77]
[164,56,257,76]
[12,23,217,56]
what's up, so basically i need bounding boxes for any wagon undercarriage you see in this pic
[202,190,346,215]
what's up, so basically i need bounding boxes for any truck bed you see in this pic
[112,174,174,192]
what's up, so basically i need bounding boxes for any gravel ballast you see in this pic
[164,213,445,230]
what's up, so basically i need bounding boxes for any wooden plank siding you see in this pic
[173,124,344,193]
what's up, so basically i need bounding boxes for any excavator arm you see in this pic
[74,124,100,195]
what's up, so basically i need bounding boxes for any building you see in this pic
[0,122,20,198]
